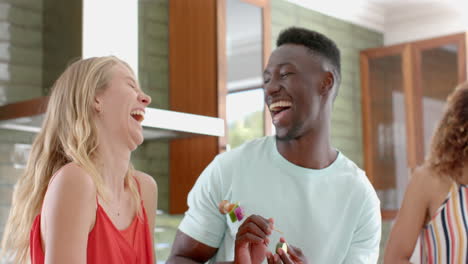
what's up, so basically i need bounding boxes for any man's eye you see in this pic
[280,72,292,79]
[263,78,270,84]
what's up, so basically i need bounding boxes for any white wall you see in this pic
[285,0,384,32]
[383,1,468,45]
[286,0,468,45]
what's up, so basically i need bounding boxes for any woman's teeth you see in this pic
[130,110,145,122]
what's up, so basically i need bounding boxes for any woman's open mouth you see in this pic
[130,110,145,123]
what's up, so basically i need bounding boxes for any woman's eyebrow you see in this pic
[125,76,138,87]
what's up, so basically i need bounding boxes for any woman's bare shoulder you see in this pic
[415,164,452,186]
[412,164,447,185]
[43,163,97,214]
[40,163,97,258]
[49,163,96,193]
[133,170,157,193]
[412,164,452,206]
[133,170,157,211]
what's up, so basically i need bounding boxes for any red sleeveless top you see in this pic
[29,186,154,263]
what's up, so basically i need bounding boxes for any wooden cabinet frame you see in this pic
[169,0,271,214]
[410,33,467,165]
[361,32,467,219]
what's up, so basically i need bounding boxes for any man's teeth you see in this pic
[269,101,292,111]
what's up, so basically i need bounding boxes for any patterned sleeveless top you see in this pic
[420,182,468,264]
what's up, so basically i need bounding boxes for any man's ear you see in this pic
[320,71,334,96]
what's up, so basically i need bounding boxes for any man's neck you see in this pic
[275,129,337,170]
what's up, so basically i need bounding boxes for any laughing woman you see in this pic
[384,82,468,264]
[0,56,157,264]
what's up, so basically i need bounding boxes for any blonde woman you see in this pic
[0,56,157,264]
[384,82,468,263]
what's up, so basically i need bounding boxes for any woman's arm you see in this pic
[384,167,430,264]
[41,163,96,264]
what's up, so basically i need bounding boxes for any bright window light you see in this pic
[82,0,138,74]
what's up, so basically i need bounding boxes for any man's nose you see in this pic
[264,78,281,97]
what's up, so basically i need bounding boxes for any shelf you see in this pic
[0,97,225,139]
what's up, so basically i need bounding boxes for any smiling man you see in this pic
[167,27,381,264]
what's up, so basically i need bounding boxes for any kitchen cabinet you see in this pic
[360,32,467,219]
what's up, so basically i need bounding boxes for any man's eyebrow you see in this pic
[278,62,293,68]
[263,62,294,75]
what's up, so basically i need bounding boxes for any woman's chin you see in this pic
[128,132,144,151]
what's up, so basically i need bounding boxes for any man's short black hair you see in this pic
[276,27,341,94]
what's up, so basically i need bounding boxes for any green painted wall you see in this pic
[0,0,43,105]
[0,0,44,239]
[42,0,81,95]
[132,0,170,213]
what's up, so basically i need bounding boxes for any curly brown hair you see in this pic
[427,82,468,181]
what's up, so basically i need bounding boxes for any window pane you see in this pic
[226,89,264,149]
[226,0,263,92]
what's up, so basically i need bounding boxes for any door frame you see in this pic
[217,0,272,153]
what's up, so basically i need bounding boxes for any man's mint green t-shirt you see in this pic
[179,136,381,263]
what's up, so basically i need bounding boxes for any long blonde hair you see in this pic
[428,82,468,181]
[0,56,142,263]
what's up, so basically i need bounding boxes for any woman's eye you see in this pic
[263,78,270,84]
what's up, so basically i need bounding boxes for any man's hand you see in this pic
[266,238,309,264]
[234,215,274,264]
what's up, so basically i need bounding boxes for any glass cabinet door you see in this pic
[361,46,410,215]
[361,33,467,220]
[412,34,467,162]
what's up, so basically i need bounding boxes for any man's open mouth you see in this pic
[269,101,292,116]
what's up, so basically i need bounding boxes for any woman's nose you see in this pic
[139,92,151,106]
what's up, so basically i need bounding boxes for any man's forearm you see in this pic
[167,256,203,264]
[167,255,233,264]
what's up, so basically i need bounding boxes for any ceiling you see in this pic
[287,0,468,39]
[368,0,464,11]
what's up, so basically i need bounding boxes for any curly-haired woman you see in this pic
[384,82,468,263]
[0,56,157,264]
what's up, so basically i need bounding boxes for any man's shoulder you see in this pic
[333,152,377,198]
[333,152,366,178]
[217,136,271,163]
